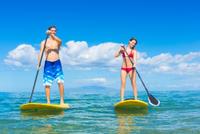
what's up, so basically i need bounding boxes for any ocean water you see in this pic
[0,87,200,134]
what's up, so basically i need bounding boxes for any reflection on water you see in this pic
[115,108,148,115]
[1,90,200,133]
[2,124,60,134]
[20,110,65,119]
[29,124,59,134]
[115,109,148,134]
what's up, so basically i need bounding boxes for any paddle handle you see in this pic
[29,35,48,103]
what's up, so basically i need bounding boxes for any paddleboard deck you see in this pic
[20,103,70,111]
[114,99,148,111]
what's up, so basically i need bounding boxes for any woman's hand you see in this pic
[119,46,125,53]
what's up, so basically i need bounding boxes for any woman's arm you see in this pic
[114,47,123,58]
[133,50,137,67]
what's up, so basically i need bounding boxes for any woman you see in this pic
[115,37,138,101]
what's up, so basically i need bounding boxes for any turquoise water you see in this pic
[0,88,200,134]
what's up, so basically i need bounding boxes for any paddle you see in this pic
[29,35,48,103]
[121,45,160,106]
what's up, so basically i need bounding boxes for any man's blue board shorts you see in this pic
[43,59,64,86]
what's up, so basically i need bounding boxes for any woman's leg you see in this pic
[120,70,127,101]
[129,69,138,100]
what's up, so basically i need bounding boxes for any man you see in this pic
[38,26,65,105]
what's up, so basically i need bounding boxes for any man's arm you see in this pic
[37,41,45,69]
[51,34,62,45]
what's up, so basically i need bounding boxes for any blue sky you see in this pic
[0,0,200,92]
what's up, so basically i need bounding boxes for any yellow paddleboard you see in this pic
[114,99,148,112]
[20,103,70,111]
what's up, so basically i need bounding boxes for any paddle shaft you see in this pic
[135,69,150,95]
[29,35,48,103]
[121,46,150,95]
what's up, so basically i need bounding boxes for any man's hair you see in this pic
[48,25,57,30]
[129,37,137,45]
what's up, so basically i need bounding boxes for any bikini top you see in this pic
[122,50,134,58]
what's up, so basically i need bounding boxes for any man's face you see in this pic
[50,27,57,34]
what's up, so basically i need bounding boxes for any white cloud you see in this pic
[138,52,200,74]
[77,77,108,85]
[4,41,122,69]
[86,77,107,83]
[60,41,121,67]
[4,44,38,68]
[4,41,200,75]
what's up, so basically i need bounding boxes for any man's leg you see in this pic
[45,85,51,104]
[58,83,64,105]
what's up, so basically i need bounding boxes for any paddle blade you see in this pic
[148,94,160,106]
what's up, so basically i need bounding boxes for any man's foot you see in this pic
[60,100,65,105]
[60,103,69,108]
[120,98,124,102]
[60,103,67,106]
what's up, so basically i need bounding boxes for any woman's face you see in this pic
[129,40,137,48]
